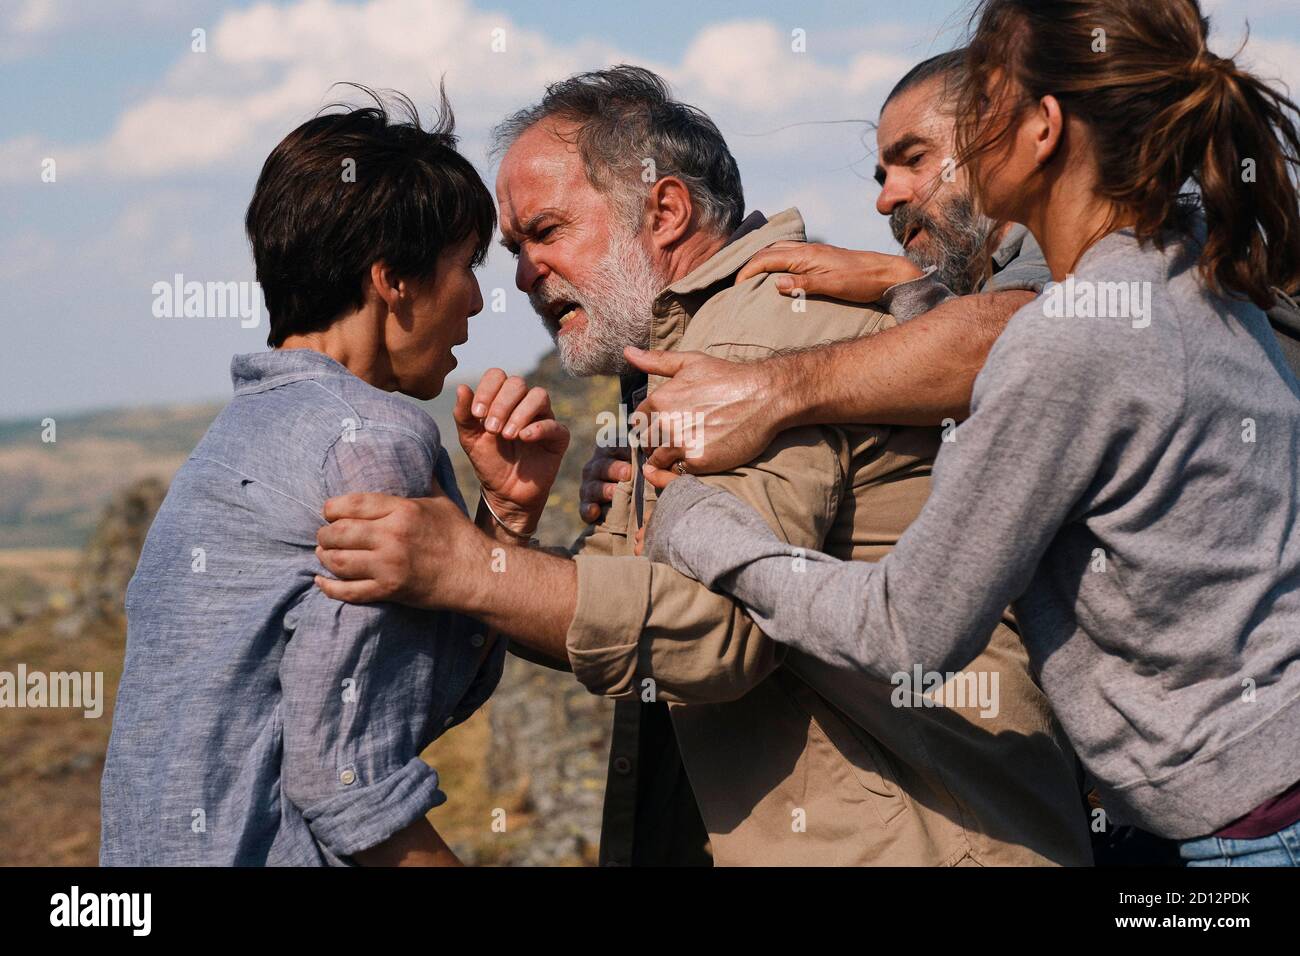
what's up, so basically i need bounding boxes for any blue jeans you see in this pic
[1179,818,1300,866]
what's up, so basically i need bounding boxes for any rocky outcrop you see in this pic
[73,476,168,621]
[486,658,613,865]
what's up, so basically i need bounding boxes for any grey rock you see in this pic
[486,656,612,865]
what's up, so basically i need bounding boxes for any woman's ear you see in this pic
[1034,94,1065,167]
[370,261,402,312]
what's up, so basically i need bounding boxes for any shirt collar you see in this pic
[230,348,354,396]
[992,223,1030,271]
[619,209,804,397]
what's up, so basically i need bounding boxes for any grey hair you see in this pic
[491,65,745,235]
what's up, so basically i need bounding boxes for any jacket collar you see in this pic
[647,208,807,350]
[655,207,806,307]
[992,223,1031,271]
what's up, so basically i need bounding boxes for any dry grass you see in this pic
[420,707,541,865]
[0,612,123,865]
[0,609,528,866]
[0,550,518,866]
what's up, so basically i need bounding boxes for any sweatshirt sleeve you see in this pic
[645,297,1166,679]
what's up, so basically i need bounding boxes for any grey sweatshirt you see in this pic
[647,228,1300,840]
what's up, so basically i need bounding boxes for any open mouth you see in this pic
[903,223,925,250]
[546,300,583,332]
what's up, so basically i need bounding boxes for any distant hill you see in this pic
[0,404,225,549]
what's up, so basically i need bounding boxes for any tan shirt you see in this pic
[567,208,1092,866]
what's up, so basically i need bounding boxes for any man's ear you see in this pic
[370,261,402,311]
[646,176,694,253]
[1033,94,1065,167]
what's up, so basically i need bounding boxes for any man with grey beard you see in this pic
[730,50,1048,314]
[524,224,663,377]
[315,65,1094,867]
[870,52,1044,300]
[578,51,1048,524]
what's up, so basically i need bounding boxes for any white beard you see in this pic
[529,226,664,377]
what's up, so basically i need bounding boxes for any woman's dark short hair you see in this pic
[246,84,496,347]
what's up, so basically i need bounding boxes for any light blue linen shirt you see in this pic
[101,348,504,866]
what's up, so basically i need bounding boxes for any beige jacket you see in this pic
[567,208,1092,866]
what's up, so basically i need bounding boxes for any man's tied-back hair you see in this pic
[491,65,745,235]
[884,49,969,109]
[246,83,496,347]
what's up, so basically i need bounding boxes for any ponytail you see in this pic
[958,0,1300,309]
[1172,49,1300,306]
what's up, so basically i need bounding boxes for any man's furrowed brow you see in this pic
[500,208,566,254]
[880,133,932,167]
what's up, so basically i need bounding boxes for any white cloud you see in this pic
[8,0,58,34]
[31,0,628,180]
[0,0,204,59]
[1,0,913,184]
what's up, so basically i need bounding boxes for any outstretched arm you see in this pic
[314,422,850,706]
[637,304,1125,681]
[631,288,1036,475]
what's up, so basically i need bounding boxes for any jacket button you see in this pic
[613,756,632,775]
[470,633,485,648]
[339,769,356,785]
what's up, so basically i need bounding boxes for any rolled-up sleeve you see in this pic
[278,421,464,860]
[566,424,853,704]
[279,589,449,858]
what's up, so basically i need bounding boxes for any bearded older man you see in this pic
[314,65,1092,867]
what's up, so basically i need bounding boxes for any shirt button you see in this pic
[470,633,485,648]
[339,769,356,785]
[613,756,632,775]
[444,715,455,728]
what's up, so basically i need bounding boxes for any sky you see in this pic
[2,0,1299,418]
